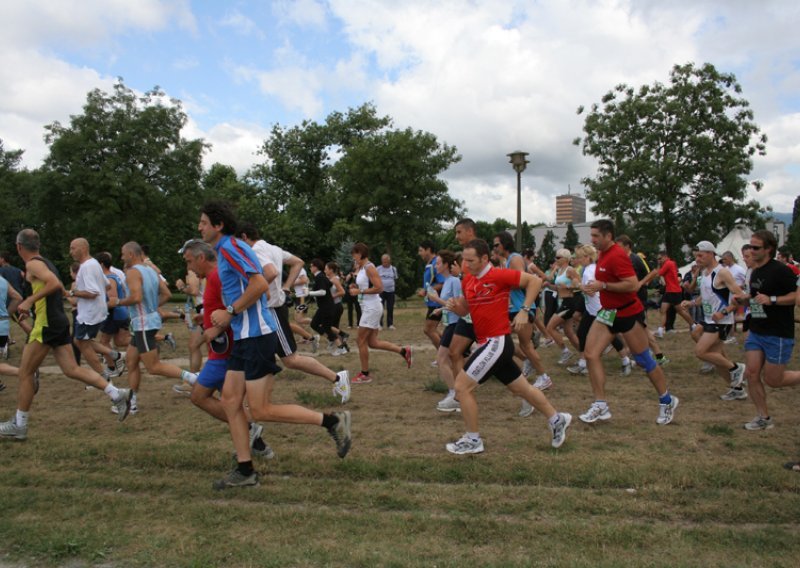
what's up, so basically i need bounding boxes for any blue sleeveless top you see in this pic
[128,265,162,332]
[505,252,525,313]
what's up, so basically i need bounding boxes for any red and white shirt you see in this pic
[462,264,521,344]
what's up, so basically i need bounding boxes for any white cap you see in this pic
[696,240,716,253]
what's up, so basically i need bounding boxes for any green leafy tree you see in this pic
[575,62,767,257]
[785,195,800,257]
[539,230,557,267]
[0,140,35,261]
[562,223,580,250]
[39,80,207,278]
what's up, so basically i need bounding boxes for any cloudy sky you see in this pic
[1,0,798,223]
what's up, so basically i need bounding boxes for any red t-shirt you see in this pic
[462,265,521,344]
[658,258,681,293]
[595,243,643,318]
[203,268,233,360]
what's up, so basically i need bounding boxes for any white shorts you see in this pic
[359,302,382,330]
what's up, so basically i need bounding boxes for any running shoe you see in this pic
[311,334,320,354]
[699,362,715,374]
[111,388,133,422]
[729,363,745,389]
[532,374,553,391]
[332,346,348,357]
[743,416,773,431]
[437,397,461,413]
[445,434,484,455]
[518,399,534,418]
[212,468,259,490]
[249,423,264,448]
[351,372,372,384]
[579,402,612,423]
[521,360,533,378]
[557,350,573,365]
[0,417,27,440]
[333,371,351,404]
[656,395,679,425]
[720,388,747,401]
[163,333,177,351]
[567,364,587,375]
[656,355,670,366]
[550,412,572,448]
[327,411,352,458]
[620,361,632,376]
[403,346,413,368]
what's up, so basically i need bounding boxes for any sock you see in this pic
[448,389,456,397]
[562,347,570,354]
[659,392,672,405]
[252,437,267,451]
[236,460,254,476]
[15,409,29,428]
[321,413,338,430]
[181,370,197,385]
[466,431,480,442]
[578,358,586,368]
[104,383,121,400]
[548,413,561,426]
[360,370,370,376]
[621,356,630,366]
[596,400,608,409]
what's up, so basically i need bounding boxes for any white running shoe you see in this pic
[521,360,533,378]
[333,371,351,404]
[566,364,587,375]
[656,395,679,425]
[445,434,484,455]
[620,361,632,376]
[720,388,747,401]
[743,416,773,430]
[729,363,745,389]
[532,375,553,391]
[518,399,535,418]
[602,344,613,356]
[311,335,320,354]
[437,397,461,413]
[557,350,573,365]
[249,423,264,448]
[654,327,665,339]
[699,362,715,374]
[332,346,348,357]
[0,417,27,440]
[579,402,612,423]
[550,413,572,448]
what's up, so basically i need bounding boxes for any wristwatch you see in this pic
[226,305,236,315]
[770,296,777,305]
[521,305,530,313]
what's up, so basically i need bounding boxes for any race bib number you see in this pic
[749,299,767,319]
[702,301,713,316]
[596,308,617,327]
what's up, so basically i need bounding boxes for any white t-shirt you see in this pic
[76,257,109,325]
[251,240,293,308]
[582,263,601,317]
[294,268,309,298]
[728,263,746,289]
[110,265,127,285]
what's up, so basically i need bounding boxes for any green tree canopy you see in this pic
[539,230,557,267]
[575,62,767,256]
[562,223,580,250]
[38,80,207,277]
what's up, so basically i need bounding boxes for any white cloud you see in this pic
[184,119,268,174]
[219,9,264,38]
[273,0,328,29]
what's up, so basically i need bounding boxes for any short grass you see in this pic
[1,303,799,567]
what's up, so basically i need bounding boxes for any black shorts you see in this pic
[440,323,457,348]
[270,305,297,358]
[555,297,577,320]
[573,293,586,314]
[595,311,641,335]
[453,319,476,343]
[701,322,732,341]
[38,324,72,348]
[131,329,159,353]
[464,335,521,386]
[636,310,648,328]
[426,306,443,322]
[101,316,130,335]
[661,292,683,306]
[74,322,102,341]
[227,334,281,380]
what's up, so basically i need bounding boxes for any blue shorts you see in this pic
[197,358,227,391]
[744,331,795,365]
[74,322,102,340]
[227,334,281,381]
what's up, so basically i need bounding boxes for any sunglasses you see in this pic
[750,245,763,251]
[492,243,501,248]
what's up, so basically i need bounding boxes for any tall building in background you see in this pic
[556,193,586,224]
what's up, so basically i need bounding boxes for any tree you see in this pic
[0,140,32,260]
[574,62,767,257]
[562,223,580,250]
[785,195,800,257]
[539,230,557,267]
[38,80,207,278]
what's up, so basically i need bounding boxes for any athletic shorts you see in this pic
[453,319,476,343]
[269,305,297,358]
[508,311,535,324]
[0,335,8,348]
[131,329,159,353]
[636,310,648,328]
[573,293,586,314]
[701,322,732,341]
[661,292,683,306]
[101,316,130,335]
[74,322,102,341]
[228,334,281,381]
[596,311,640,335]
[440,323,457,349]
[464,334,521,386]
[197,358,227,391]
[555,297,577,320]
[744,331,794,365]
[359,302,382,330]
[426,306,443,322]
[30,323,71,348]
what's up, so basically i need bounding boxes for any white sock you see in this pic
[104,383,121,400]
[622,356,631,366]
[448,389,456,398]
[536,374,549,381]
[562,347,570,354]
[548,413,561,426]
[466,432,480,442]
[578,358,586,368]
[15,409,29,428]
[181,370,198,385]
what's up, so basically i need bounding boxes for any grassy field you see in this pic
[1,302,799,567]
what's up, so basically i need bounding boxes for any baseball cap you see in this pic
[696,240,716,253]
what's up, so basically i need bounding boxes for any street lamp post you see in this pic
[507,151,530,251]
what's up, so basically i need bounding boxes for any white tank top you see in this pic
[699,268,733,325]
[356,263,381,307]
